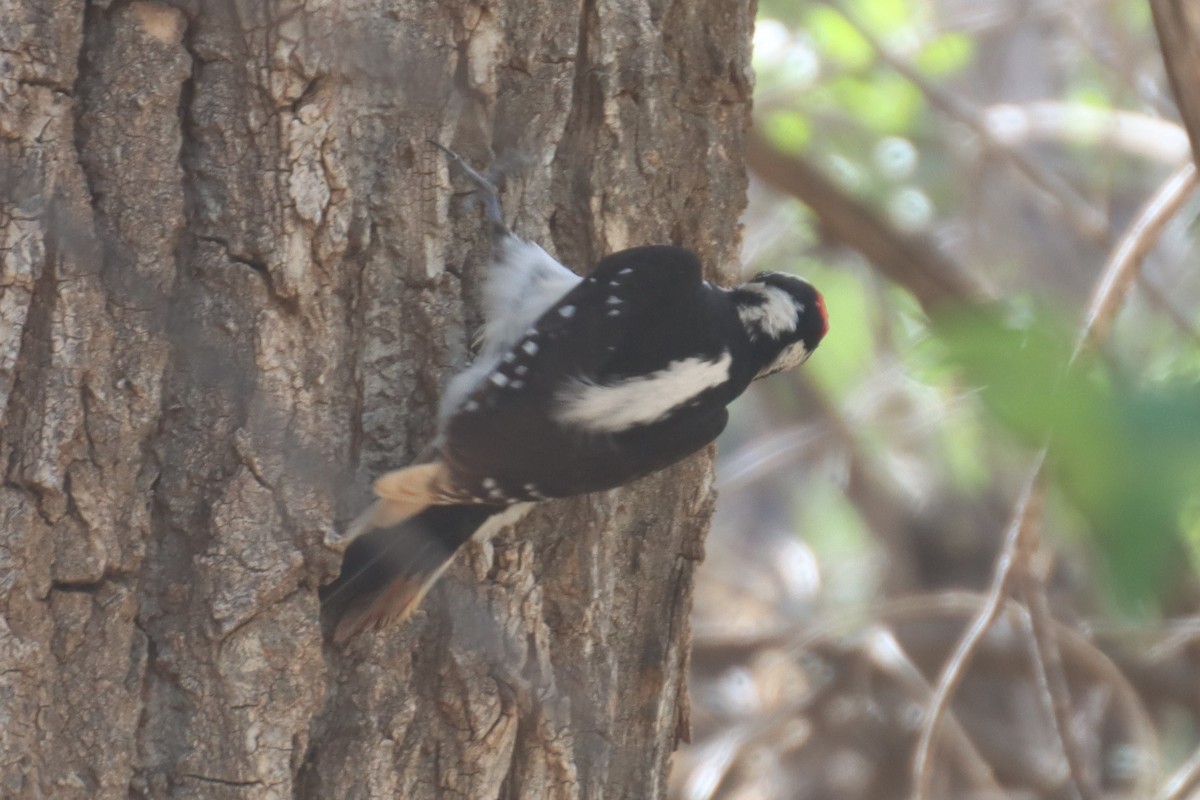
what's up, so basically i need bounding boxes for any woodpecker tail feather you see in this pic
[373,459,499,520]
[372,460,462,513]
[322,505,502,642]
[329,461,462,553]
[338,498,414,549]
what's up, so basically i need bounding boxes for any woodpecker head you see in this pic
[733,272,829,379]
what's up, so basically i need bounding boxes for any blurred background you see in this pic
[671,1,1200,798]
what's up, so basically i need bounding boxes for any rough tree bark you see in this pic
[0,0,753,797]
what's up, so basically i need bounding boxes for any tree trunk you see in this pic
[0,0,753,797]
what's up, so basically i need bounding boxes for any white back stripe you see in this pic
[555,352,733,433]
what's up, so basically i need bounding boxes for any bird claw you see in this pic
[428,140,506,235]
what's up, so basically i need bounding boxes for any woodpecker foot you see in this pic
[429,141,506,236]
[326,499,414,553]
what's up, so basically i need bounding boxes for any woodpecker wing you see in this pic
[439,245,736,501]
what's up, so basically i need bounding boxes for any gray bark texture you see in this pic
[0,0,753,797]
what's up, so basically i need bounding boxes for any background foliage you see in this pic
[673,1,1200,798]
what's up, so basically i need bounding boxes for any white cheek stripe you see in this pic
[755,340,810,379]
[555,351,733,433]
[737,284,800,339]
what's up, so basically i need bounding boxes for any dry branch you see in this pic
[1150,0,1200,167]
[745,131,985,313]
[911,155,1198,800]
[911,469,1043,799]
[826,0,1111,243]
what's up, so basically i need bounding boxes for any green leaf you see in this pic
[1069,85,1111,109]
[933,306,1200,611]
[763,110,812,155]
[830,74,924,135]
[758,0,806,27]
[807,6,873,70]
[1116,0,1151,33]
[851,0,909,34]
[916,33,973,77]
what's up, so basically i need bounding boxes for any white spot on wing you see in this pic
[559,305,576,318]
[606,296,622,305]
[522,341,539,356]
[490,372,509,387]
[479,237,582,354]
[555,351,733,433]
[737,283,800,339]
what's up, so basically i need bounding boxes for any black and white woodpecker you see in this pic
[322,144,829,641]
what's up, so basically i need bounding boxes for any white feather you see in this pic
[439,354,502,423]
[480,236,581,353]
[440,236,580,422]
[554,352,733,434]
[736,283,800,339]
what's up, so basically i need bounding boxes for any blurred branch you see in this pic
[825,0,1111,243]
[1137,274,1200,347]
[1076,163,1198,353]
[913,154,1196,800]
[1150,0,1200,167]
[746,130,987,313]
[980,101,1190,166]
[1158,745,1200,800]
[912,468,1044,799]
[1016,571,1096,800]
[742,14,1200,797]
[692,588,1161,795]
[863,627,1004,795]
[719,373,937,591]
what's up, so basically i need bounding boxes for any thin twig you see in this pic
[911,467,1043,799]
[1137,274,1200,348]
[892,590,1159,784]
[1150,0,1200,168]
[864,627,1005,795]
[825,0,1111,243]
[1075,163,1198,356]
[912,159,1196,798]
[693,588,1160,792]
[1157,744,1200,800]
[1016,573,1094,800]
[979,101,1189,166]
[745,131,986,313]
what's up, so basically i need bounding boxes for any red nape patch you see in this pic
[816,291,830,338]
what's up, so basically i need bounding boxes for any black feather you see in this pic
[440,246,746,500]
[321,505,502,640]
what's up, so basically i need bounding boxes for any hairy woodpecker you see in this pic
[322,144,828,641]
